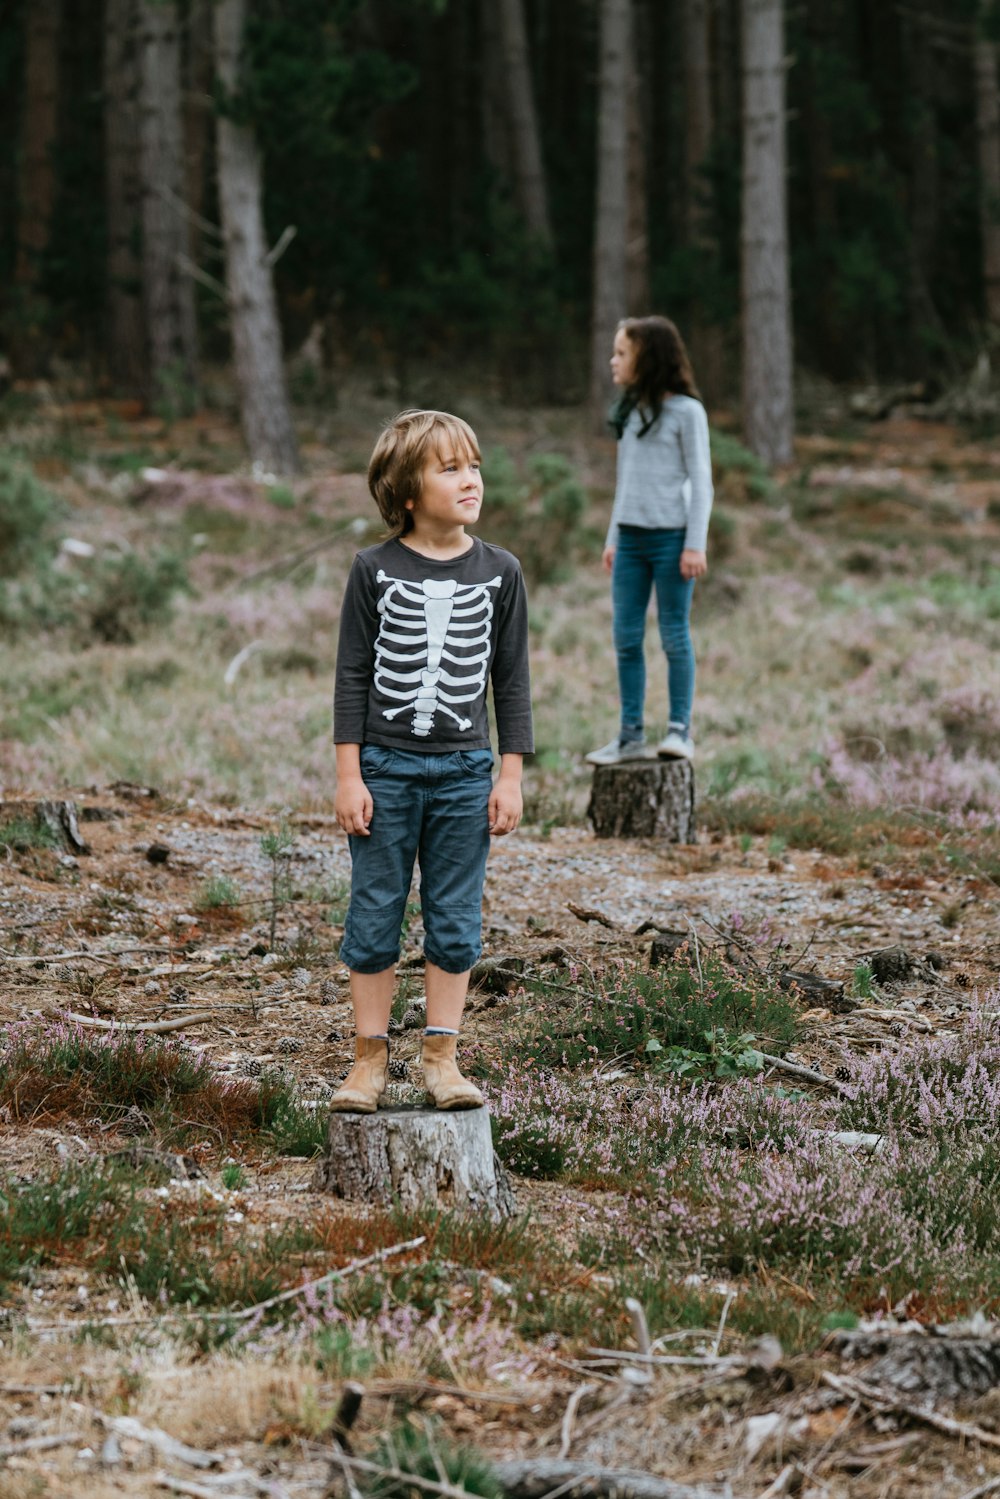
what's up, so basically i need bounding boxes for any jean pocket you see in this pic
[360,744,394,776]
[457,748,495,775]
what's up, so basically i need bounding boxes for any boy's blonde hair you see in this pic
[368,409,481,537]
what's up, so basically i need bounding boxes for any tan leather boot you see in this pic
[329,1036,389,1113]
[421,1033,484,1110]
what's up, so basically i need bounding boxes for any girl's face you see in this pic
[610,329,638,386]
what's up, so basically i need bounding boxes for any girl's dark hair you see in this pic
[609,316,700,438]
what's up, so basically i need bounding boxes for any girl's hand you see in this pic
[601,545,615,573]
[335,777,373,836]
[680,548,707,580]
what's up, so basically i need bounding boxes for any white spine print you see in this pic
[374,569,502,736]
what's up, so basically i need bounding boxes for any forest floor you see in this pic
[1,381,1000,1498]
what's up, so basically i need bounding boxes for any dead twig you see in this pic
[823,1370,1000,1450]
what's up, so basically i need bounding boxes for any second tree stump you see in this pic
[587,758,696,841]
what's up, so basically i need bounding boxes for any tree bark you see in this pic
[587,761,696,841]
[976,6,1000,326]
[740,0,793,465]
[683,0,712,243]
[625,2,651,313]
[496,0,554,248]
[213,0,300,475]
[138,0,199,406]
[10,0,61,377]
[183,0,216,270]
[315,1105,516,1221]
[590,0,632,424]
[104,0,146,394]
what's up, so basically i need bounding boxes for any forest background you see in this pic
[6,0,1000,445]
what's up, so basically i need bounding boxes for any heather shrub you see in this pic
[835,1004,1000,1139]
[486,1070,806,1184]
[516,954,799,1074]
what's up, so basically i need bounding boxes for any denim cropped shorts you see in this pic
[339,744,494,975]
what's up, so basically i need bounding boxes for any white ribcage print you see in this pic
[374,569,502,736]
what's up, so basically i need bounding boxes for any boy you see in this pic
[331,409,533,1112]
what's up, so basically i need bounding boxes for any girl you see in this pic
[586,315,713,766]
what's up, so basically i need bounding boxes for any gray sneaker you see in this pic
[657,730,695,761]
[585,737,653,767]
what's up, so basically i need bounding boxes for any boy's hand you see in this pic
[489,756,523,836]
[601,545,615,573]
[335,776,373,836]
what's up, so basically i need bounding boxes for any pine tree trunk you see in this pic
[104,0,146,395]
[183,0,215,270]
[481,0,512,180]
[683,0,712,242]
[213,0,300,476]
[138,0,199,406]
[496,0,554,248]
[902,9,942,366]
[682,0,727,401]
[590,0,632,425]
[625,2,650,313]
[975,12,1000,325]
[741,0,793,465]
[10,0,61,377]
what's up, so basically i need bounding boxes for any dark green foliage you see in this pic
[0,457,60,576]
[85,550,190,644]
[516,954,799,1074]
[481,450,587,584]
[363,1417,503,1499]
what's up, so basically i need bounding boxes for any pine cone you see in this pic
[835,1065,851,1083]
[955,972,972,989]
[388,1058,409,1080]
[169,984,188,1004]
[319,979,338,1005]
[276,1035,303,1054]
[239,1057,263,1077]
[401,1006,424,1030]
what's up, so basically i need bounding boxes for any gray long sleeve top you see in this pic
[604,394,714,553]
[334,537,533,756]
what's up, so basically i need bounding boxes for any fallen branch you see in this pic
[0,1433,82,1458]
[567,902,619,930]
[823,1371,1000,1450]
[97,1414,220,1469]
[759,1052,851,1096]
[55,1010,221,1034]
[493,1458,746,1499]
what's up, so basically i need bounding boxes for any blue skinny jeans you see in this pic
[612,525,695,739]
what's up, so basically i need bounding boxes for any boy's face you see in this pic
[405,445,483,530]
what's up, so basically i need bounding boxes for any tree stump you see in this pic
[313,1104,516,1220]
[587,760,695,841]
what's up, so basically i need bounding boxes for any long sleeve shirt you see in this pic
[334,536,534,755]
[604,394,714,553]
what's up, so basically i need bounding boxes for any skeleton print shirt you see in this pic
[334,537,534,755]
